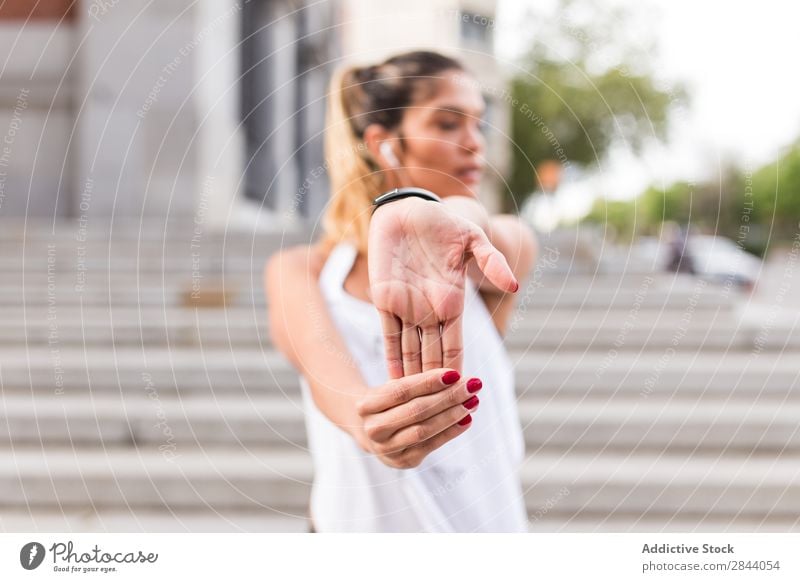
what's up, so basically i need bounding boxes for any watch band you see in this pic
[371,187,442,214]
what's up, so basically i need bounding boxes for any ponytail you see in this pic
[320,66,383,256]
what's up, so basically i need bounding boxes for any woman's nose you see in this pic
[462,123,485,154]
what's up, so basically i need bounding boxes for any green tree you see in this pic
[751,142,800,245]
[507,0,686,208]
[582,153,800,257]
[583,197,642,242]
[638,166,743,234]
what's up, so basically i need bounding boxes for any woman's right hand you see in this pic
[353,368,483,469]
[368,196,518,379]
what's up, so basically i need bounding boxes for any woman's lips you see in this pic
[457,168,483,184]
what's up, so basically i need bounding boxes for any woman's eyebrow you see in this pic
[432,104,486,118]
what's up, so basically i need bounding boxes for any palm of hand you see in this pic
[371,206,467,323]
[368,198,515,378]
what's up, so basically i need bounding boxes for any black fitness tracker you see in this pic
[371,187,442,214]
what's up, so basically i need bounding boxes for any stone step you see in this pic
[1,248,278,262]
[0,447,312,511]
[0,509,310,533]
[0,276,736,295]
[2,349,797,399]
[0,224,308,244]
[5,258,682,279]
[1,447,797,522]
[1,275,686,296]
[0,259,265,275]
[2,267,673,283]
[526,515,800,532]
[3,395,798,455]
[0,253,726,281]
[2,312,793,351]
[0,286,739,310]
[2,240,289,252]
[518,451,800,521]
[2,507,795,532]
[0,263,670,278]
[0,269,722,290]
[0,306,737,325]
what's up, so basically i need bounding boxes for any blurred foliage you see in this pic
[582,198,643,243]
[582,143,800,256]
[750,144,800,244]
[506,0,686,208]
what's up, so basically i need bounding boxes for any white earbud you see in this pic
[380,141,400,168]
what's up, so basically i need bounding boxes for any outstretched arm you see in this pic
[265,245,371,449]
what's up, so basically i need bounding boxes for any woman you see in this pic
[264,50,538,532]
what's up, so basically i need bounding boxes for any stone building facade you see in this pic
[0,0,505,232]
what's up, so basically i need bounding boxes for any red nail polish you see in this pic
[464,395,479,409]
[458,414,472,426]
[442,370,460,385]
[467,378,482,393]
[512,280,520,292]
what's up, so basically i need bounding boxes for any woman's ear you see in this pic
[363,123,400,171]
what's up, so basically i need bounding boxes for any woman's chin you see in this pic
[458,184,480,198]
[435,181,479,198]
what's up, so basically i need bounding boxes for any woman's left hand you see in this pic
[368,196,518,379]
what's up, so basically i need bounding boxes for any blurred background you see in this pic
[0,0,798,532]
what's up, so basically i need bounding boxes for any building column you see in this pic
[194,0,247,231]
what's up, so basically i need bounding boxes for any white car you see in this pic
[687,235,761,288]
[634,235,761,288]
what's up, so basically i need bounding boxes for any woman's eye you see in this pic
[438,121,459,131]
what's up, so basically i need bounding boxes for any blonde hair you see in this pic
[320,51,465,256]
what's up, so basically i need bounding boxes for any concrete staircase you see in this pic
[1,221,799,532]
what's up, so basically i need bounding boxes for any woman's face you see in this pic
[392,69,487,199]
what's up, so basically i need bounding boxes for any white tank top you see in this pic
[299,241,528,532]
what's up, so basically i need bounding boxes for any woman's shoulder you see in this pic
[265,242,331,282]
[264,243,330,294]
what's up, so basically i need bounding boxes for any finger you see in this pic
[440,316,463,373]
[376,393,479,449]
[469,229,519,293]
[356,368,461,416]
[420,324,443,371]
[401,323,422,376]
[398,412,474,463]
[379,310,404,380]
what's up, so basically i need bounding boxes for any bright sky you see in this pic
[496,0,800,219]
